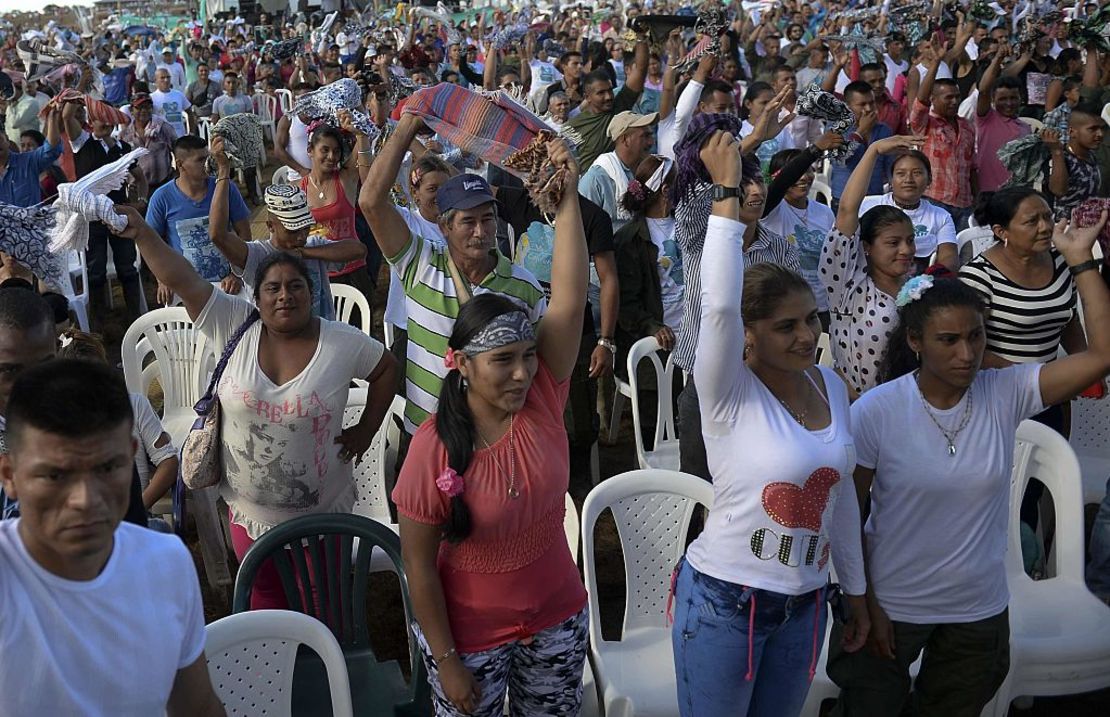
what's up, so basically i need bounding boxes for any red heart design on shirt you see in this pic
[761,467,841,533]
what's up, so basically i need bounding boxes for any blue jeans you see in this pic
[671,559,829,717]
[1087,475,1110,601]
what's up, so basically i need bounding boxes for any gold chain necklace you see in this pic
[477,414,519,499]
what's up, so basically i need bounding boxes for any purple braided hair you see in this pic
[671,112,761,206]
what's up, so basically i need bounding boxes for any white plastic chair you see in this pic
[625,336,681,471]
[957,226,995,265]
[809,177,833,205]
[64,251,91,331]
[121,309,230,589]
[581,469,713,717]
[253,91,278,143]
[1068,397,1110,505]
[205,610,354,717]
[331,282,372,335]
[105,243,149,314]
[984,420,1110,716]
[343,390,405,574]
[275,87,294,115]
[197,116,212,143]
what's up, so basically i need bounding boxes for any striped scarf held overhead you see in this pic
[39,89,130,126]
[402,83,573,214]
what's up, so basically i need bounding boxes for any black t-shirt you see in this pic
[495,185,615,335]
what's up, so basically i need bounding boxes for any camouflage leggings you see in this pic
[413,608,589,717]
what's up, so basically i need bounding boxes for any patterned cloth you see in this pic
[292,78,379,140]
[402,84,570,213]
[909,99,976,208]
[488,23,530,50]
[413,608,588,717]
[670,8,727,77]
[1069,6,1110,53]
[795,85,856,163]
[204,113,264,175]
[821,34,887,64]
[16,39,81,83]
[999,103,1070,188]
[413,2,463,45]
[39,89,130,126]
[1074,198,1110,265]
[50,146,147,252]
[0,204,63,288]
[265,37,302,61]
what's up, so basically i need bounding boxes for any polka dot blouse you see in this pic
[819,228,899,395]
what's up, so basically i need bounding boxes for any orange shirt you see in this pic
[393,361,587,653]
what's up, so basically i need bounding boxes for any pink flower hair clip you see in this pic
[443,350,458,369]
[436,467,465,497]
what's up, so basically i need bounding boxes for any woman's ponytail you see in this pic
[436,370,473,543]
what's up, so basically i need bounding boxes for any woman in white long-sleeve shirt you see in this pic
[670,130,870,717]
[827,208,1110,715]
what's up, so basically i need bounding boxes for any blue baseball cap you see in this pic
[436,174,496,212]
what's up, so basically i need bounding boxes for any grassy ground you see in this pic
[95,169,1109,717]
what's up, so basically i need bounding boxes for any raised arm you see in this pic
[916,52,943,109]
[1043,129,1069,198]
[273,115,310,176]
[115,206,213,318]
[764,133,843,216]
[61,98,84,142]
[977,46,1007,117]
[1039,211,1110,406]
[694,130,748,421]
[536,140,589,382]
[208,137,250,270]
[358,113,423,259]
[622,38,650,95]
[835,135,924,236]
[337,109,371,184]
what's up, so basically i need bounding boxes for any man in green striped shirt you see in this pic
[360,113,547,436]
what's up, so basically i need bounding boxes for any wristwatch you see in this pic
[712,184,741,201]
[597,337,616,354]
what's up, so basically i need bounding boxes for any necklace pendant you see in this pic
[318,191,325,200]
[508,486,520,500]
[948,443,957,456]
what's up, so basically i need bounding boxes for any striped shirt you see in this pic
[673,183,802,372]
[389,232,547,434]
[958,251,1077,363]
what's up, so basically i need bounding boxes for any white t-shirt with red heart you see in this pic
[686,220,866,597]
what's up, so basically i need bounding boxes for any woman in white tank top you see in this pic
[285,114,313,175]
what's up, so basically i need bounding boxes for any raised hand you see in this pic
[1054,209,1108,263]
[700,130,742,188]
[872,135,927,155]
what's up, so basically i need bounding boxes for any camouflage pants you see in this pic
[413,607,588,716]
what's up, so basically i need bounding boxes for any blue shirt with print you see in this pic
[146,178,250,282]
[0,142,63,207]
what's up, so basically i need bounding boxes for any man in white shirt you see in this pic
[152,68,192,137]
[3,84,46,144]
[157,47,187,91]
[0,359,225,716]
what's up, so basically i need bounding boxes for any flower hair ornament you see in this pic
[443,349,458,369]
[436,467,465,497]
[896,274,935,308]
[626,179,648,202]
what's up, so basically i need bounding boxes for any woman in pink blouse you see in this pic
[393,140,590,716]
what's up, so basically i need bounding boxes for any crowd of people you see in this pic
[1,0,1110,715]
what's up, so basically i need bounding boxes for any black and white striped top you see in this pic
[958,251,1077,364]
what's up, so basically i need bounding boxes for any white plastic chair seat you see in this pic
[592,627,679,717]
[205,610,354,717]
[1007,577,1110,693]
[331,282,372,335]
[1069,396,1110,505]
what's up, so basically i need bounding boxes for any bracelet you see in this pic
[1068,258,1100,277]
[436,646,458,663]
[358,149,373,155]
[216,175,230,183]
[597,337,616,353]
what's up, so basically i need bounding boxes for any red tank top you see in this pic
[301,175,366,277]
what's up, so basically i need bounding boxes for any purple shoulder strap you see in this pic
[194,310,260,414]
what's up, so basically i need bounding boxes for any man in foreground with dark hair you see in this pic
[0,360,225,716]
[0,286,148,526]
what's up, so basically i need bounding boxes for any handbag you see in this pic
[179,310,260,490]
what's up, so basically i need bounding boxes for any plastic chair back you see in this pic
[582,469,713,637]
[956,226,995,265]
[332,282,372,335]
[1009,421,1085,580]
[343,390,405,521]
[254,92,278,122]
[206,610,354,717]
[1019,116,1045,132]
[275,88,294,115]
[817,332,833,368]
[65,251,91,331]
[809,178,833,205]
[121,308,216,441]
[1069,396,1110,504]
[231,513,430,714]
[564,492,580,562]
[626,336,680,470]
